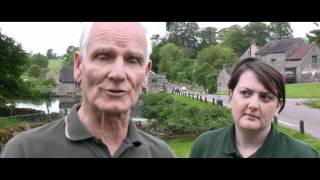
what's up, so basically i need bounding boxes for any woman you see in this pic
[190,57,319,158]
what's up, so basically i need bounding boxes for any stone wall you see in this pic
[147,73,167,93]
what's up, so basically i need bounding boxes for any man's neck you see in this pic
[77,103,130,156]
[235,124,271,158]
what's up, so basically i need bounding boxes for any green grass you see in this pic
[304,100,320,109]
[164,137,195,158]
[277,126,320,154]
[0,118,30,128]
[48,59,63,72]
[285,82,320,98]
[173,95,214,109]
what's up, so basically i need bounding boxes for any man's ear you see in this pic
[74,52,82,84]
[142,60,152,88]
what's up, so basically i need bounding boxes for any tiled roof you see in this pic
[256,38,302,55]
[286,44,313,60]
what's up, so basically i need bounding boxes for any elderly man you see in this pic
[1,22,176,158]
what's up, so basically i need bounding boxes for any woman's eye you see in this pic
[240,91,251,97]
[260,94,273,102]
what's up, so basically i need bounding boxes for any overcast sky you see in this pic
[0,22,319,56]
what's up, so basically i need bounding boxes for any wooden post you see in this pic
[300,120,304,134]
[205,97,207,103]
[212,98,215,105]
[196,94,198,100]
[64,108,68,117]
[200,96,202,102]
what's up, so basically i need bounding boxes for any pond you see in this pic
[9,97,80,114]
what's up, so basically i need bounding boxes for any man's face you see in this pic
[75,22,151,114]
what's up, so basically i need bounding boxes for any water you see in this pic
[9,97,78,114]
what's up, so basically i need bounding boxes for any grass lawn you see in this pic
[0,118,30,128]
[173,95,216,109]
[48,59,63,72]
[304,100,320,109]
[164,137,195,158]
[285,82,320,98]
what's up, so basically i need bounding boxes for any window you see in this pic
[312,55,317,64]
[151,79,157,83]
[271,59,276,63]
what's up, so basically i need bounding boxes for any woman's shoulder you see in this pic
[194,126,230,146]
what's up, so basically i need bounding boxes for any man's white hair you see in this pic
[79,22,151,61]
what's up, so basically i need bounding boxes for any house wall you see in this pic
[217,69,230,94]
[299,45,320,82]
[256,53,287,71]
[147,74,167,93]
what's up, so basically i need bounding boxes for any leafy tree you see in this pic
[46,49,55,59]
[28,65,41,77]
[198,27,219,50]
[307,29,320,46]
[166,22,199,58]
[268,22,293,40]
[150,34,167,73]
[243,22,270,46]
[0,30,30,99]
[218,25,249,56]
[63,45,79,66]
[29,53,48,68]
[194,45,238,93]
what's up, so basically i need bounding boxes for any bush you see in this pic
[28,65,41,77]
[142,92,233,135]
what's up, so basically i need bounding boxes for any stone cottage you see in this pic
[216,65,232,94]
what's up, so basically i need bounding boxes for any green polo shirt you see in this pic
[190,124,319,158]
[1,104,176,158]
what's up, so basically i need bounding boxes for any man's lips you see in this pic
[99,88,129,96]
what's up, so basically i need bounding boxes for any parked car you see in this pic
[282,71,296,83]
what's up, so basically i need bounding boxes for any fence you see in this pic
[172,90,224,107]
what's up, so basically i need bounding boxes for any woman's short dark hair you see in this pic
[228,57,285,113]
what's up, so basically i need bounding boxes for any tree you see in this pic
[158,43,182,80]
[30,53,48,68]
[268,22,293,40]
[198,27,219,50]
[307,29,320,46]
[28,65,41,77]
[0,30,30,99]
[219,25,250,56]
[46,49,54,59]
[194,45,238,93]
[166,22,200,58]
[150,34,167,73]
[63,45,79,66]
[243,22,270,46]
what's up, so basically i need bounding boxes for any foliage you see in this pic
[194,45,237,93]
[24,78,57,97]
[28,65,41,77]
[0,30,30,99]
[29,53,48,68]
[142,92,233,135]
[307,28,320,46]
[268,22,293,40]
[304,100,320,109]
[243,22,270,46]
[63,45,79,66]
[48,59,63,72]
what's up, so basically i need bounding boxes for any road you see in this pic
[202,94,320,138]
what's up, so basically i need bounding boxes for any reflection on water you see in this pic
[11,97,80,114]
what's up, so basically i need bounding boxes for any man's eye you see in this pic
[127,56,140,64]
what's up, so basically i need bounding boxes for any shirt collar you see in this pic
[65,103,143,146]
[223,123,278,158]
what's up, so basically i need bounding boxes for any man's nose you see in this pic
[108,57,126,81]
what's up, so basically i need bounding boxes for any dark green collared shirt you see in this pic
[1,104,176,158]
[190,124,319,158]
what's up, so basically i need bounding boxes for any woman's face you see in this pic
[229,70,282,132]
